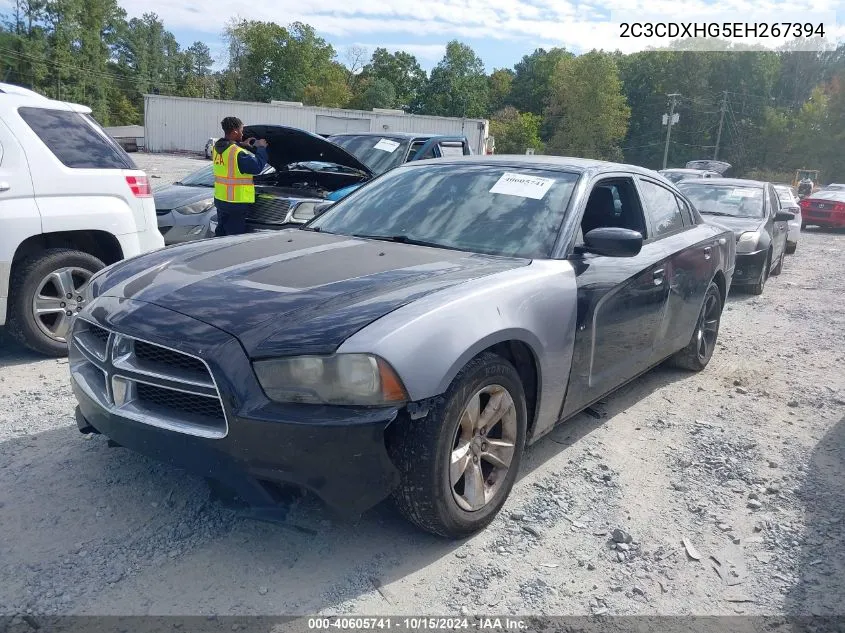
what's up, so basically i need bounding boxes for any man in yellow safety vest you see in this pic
[211,116,269,236]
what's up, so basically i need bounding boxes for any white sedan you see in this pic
[774,184,802,254]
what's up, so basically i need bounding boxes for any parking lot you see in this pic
[1,153,844,619]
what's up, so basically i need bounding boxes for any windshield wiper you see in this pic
[699,210,735,217]
[352,234,456,250]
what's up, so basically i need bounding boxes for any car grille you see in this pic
[136,382,225,421]
[247,197,291,224]
[69,319,227,438]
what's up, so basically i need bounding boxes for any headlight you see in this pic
[174,200,215,215]
[735,231,761,253]
[291,202,318,222]
[253,353,408,406]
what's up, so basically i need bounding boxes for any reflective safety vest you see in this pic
[212,143,255,204]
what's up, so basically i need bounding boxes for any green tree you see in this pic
[349,77,396,111]
[545,51,630,161]
[488,68,513,113]
[510,48,572,116]
[421,40,488,118]
[489,106,543,154]
[362,47,427,110]
[225,20,347,105]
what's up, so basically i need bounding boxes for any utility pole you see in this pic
[714,91,728,160]
[662,93,680,170]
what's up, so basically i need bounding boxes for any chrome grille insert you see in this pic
[247,197,292,224]
[69,319,228,439]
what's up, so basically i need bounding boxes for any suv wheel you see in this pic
[8,248,104,356]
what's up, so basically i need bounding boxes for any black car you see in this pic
[70,156,735,537]
[678,178,794,295]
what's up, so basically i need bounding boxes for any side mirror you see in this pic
[582,227,643,258]
[314,202,334,216]
[775,211,795,222]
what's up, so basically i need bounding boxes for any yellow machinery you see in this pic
[793,169,820,188]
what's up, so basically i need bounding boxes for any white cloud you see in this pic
[349,43,448,62]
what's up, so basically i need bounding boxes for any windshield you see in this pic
[309,163,580,258]
[810,190,845,202]
[775,187,797,205]
[328,135,409,175]
[662,171,696,183]
[678,183,765,218]
[179,165,215,187]
[178,164,274,187]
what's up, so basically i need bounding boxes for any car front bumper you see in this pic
[157,209,216,244]
[733,249,769,285]
[69,297,401,517]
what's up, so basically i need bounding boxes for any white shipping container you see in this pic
[144,95,490,155]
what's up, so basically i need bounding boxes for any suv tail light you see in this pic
[835,203,845,213]
[126,175,152,198]
[799,199,810,209]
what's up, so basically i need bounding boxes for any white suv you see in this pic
[0,83,164,355]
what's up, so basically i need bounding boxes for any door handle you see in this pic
[653,269,665,285]
[703,246,712,260]
[0,182,10,192]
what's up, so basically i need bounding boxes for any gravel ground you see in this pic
[1,154,844,619]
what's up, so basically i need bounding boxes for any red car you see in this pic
[800,190,845,228]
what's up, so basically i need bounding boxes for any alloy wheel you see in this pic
[31,267,92,342]
[695,292,721,363]
[449,384,518,512]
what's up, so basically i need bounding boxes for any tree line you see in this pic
[2,2,844,181]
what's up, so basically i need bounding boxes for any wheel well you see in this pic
[712,270,726,310]
[12,231,123,268]
[487,341,540,438]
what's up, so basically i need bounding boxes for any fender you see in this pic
[336,259,580,442]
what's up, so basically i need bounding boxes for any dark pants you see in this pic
[214,200,251,237]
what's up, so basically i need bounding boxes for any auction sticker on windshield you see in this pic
[490,172,555,200]
[732,188,759,197]
[373,138,401,153]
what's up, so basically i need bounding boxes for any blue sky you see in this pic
[129,1,844,73]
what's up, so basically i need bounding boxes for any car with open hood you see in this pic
[678,178,794,295]
[241,125,374,231]
[70,155,734,538]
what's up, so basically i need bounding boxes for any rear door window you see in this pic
[18,107,135,169]
[638,179,687,237]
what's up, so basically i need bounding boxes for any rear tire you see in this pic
[670,282,722,371]
[389,352,528,539]
[7,249,104,356]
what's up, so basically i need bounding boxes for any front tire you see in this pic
[747,251,770,295]
[786,241,797,254]
[7,249,104,356]
[670,281,722,371]
[771,248,785,276]
[389,352,528,538]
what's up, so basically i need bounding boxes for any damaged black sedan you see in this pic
[70,156,735,538]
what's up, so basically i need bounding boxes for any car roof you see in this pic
[0,82,92,113]
[329,132,423,139]
[678,177,767,188]
[411,154,663,177]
